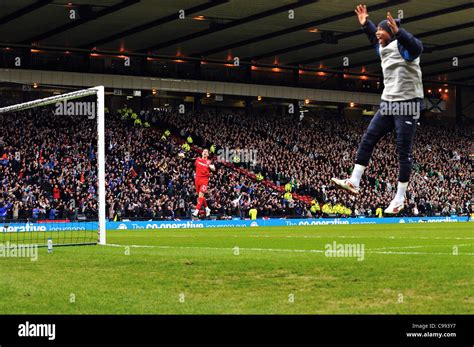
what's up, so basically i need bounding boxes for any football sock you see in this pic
[196,197,204,210]
[394,181,408,202]
[349,164,366,187]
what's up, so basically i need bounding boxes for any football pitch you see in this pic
[1,223,473,314]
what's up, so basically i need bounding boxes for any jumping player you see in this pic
[191,149,215,217]
[332,4,424,214]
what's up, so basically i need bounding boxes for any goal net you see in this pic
[0,84,106,247]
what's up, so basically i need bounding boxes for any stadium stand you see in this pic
[0,103,471,221]
[151,107,472,217]
[0,107,98,221]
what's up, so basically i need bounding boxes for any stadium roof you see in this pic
[1,0,473,84]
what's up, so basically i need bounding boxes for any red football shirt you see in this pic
[195,157,212,179]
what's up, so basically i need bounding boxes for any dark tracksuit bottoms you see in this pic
[355,98,422,183]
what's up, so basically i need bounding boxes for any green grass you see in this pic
[0,223,473,314]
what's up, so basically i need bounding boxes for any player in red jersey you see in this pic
[192,149,215,217]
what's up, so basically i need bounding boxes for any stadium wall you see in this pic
[0,217,470,233]
[0,68,381,105]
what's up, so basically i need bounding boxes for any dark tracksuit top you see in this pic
[363,19,424,101]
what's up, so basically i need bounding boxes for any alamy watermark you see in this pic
[0,242,38,261]
[18,321,55,340]
[217,147,258,166]
[325,241,365,261]
[379,100,420,119]
[55,100,96,119]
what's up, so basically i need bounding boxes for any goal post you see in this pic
[0,86,106,246]
[96,86,106,245]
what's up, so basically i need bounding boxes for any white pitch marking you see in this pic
[105,244,474,256]
[370,243,473,251]
[133,234,474,241]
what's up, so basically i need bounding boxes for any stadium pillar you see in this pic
[455,86,462,124]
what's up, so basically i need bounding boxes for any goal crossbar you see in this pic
[0,87,100,113]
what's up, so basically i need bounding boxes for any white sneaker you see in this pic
[384,200,404,214]
[205,207,211,217]
[331,178,360,195]
[192,209,199,217]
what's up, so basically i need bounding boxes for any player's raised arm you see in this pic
[355,4,378,47]
[355,4,369,26]
[386,12,399,35]
[387,12,423,61]
[178,151,196,162]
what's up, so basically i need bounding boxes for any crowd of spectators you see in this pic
[0,101,471,221]
[105,115,308,220]
[0,107,98,221]
[0,105,309,221]
[155,108,471,217]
